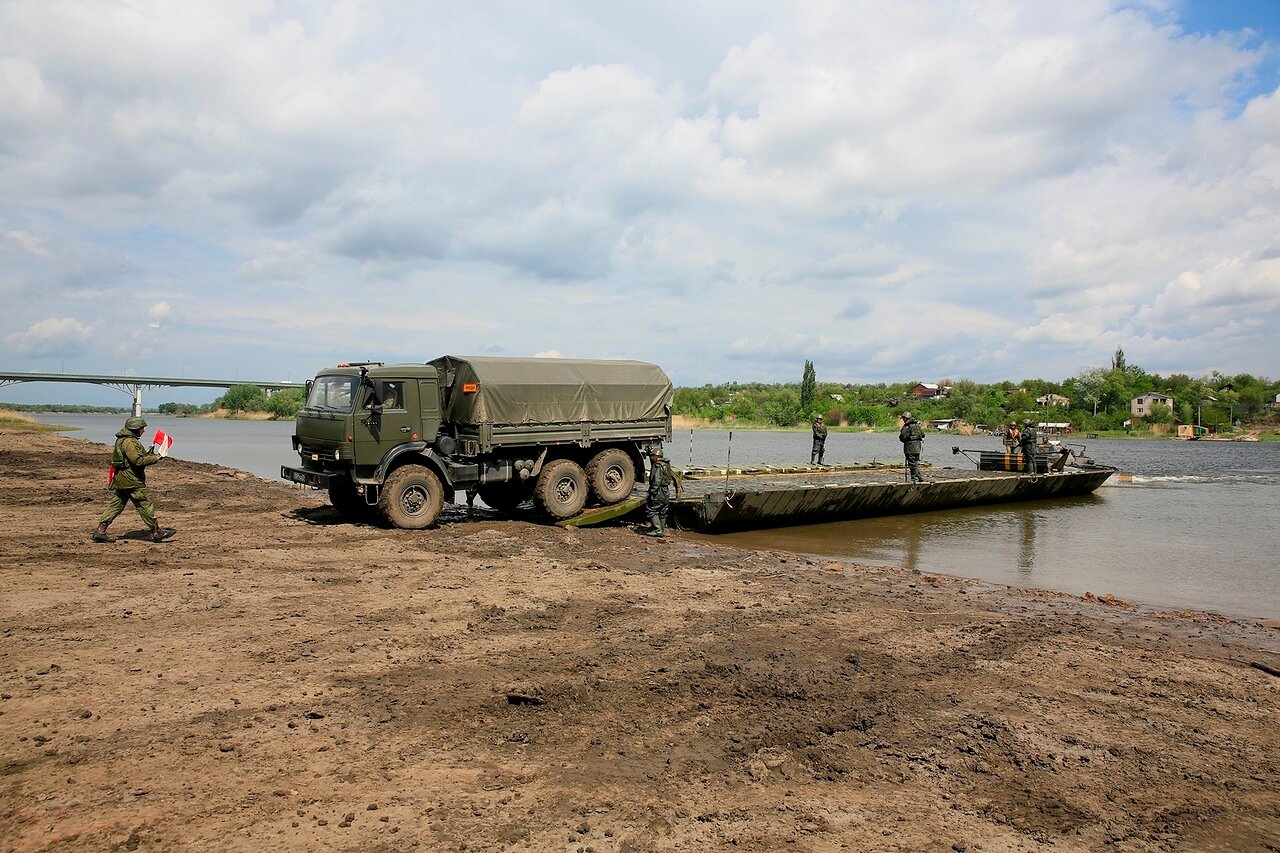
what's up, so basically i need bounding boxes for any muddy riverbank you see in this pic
[2,425,1278,851]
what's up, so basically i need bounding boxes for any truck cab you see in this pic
[284,364,445,509]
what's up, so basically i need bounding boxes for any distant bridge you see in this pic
[0,371,306,416]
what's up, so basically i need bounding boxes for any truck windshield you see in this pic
[306,376,358,411]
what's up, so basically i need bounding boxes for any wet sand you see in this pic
[2,425,1278,851]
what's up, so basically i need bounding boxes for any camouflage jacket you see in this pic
[812,422,827,442]
[899,420,924,454]
[1018,428,1039,455]
[647,459,680,497]
[111,429,162,490]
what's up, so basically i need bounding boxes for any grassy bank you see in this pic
[0,409,73,433]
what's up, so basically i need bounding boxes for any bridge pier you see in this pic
[132,388,143,418]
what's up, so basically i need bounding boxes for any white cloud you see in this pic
[0,1,1277,387]
[3,230,50,257]
[0,57,62,128]
[4,317,92,356]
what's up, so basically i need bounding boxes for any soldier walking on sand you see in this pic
[92,416,176,543]
[810,415,828,465]
[640,445,680,538]
[899,412,926,483]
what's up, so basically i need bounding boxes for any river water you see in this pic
[40,414,1280,621]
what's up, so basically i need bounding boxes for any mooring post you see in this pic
[724,430,733,494]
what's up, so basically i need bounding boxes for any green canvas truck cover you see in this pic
[429,356,672,427]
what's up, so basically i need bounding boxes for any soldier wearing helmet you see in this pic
[1017,419,1039,459]
[898,412,926,483]
[92,416,176,543]
[810,414,828,465]
[640,444,681,538]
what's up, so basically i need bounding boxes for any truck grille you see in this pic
[300,444,340,463]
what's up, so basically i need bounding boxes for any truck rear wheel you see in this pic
[585,448,635,505]
[534,459,588,519]
[378,464,445,529]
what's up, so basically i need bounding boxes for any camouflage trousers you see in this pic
[904,451,923,482]
[99,486,157,529]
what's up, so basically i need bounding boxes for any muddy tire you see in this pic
[378,464,444,529]
[478,484,531,514]
[328,477,374,522]
[534,459,588,519]
[585,448,635,505]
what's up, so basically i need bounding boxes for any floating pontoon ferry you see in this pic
[667,444,1116,533]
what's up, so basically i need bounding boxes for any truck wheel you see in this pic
[478,485,530,514]
[585,448,635,505]
[328,477,374,522]
[534,459,588,519]
[378,464,444,529]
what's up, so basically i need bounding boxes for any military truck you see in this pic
[281,356,672,528]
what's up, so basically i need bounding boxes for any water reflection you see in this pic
[697,492,1110,585]
[1018,509,1036,574]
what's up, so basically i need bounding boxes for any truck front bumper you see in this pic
[281,466,336,489]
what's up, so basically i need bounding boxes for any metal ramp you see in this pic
[556,496,647,528]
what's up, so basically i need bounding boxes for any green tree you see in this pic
[219,384,268,412]
[267,388,305,418]
[947,380,984,421]
[1146,402,1176,427]
[763,389,801,427]
[845,404,884,428]
[800,360,816,415]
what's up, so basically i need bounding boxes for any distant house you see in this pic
[1273,393,1280,411]
[1040,422,1071,436]
[1036,393,1070,409]
[1131,393,1173,417]
[909,382,949,398]
[927,419,957,431]
[829,393,844,403]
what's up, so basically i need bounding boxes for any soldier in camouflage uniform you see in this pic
[810,415,828,464]
[92,416,177,543]
[640,445,680,538]
[1017,419,1039,467]
[898,411,926,483]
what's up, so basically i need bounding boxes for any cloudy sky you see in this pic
[2,0,1278,403]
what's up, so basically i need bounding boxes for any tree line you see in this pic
[672,349,1279,433]
[157,385,306,418]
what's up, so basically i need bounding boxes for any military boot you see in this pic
[91,523,115,543]
[150,525,176,542]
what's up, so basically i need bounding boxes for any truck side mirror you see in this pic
[365,379,385,414]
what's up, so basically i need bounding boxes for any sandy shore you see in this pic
[2,425,1277,851]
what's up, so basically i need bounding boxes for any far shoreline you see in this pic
[8,408,1274,440]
